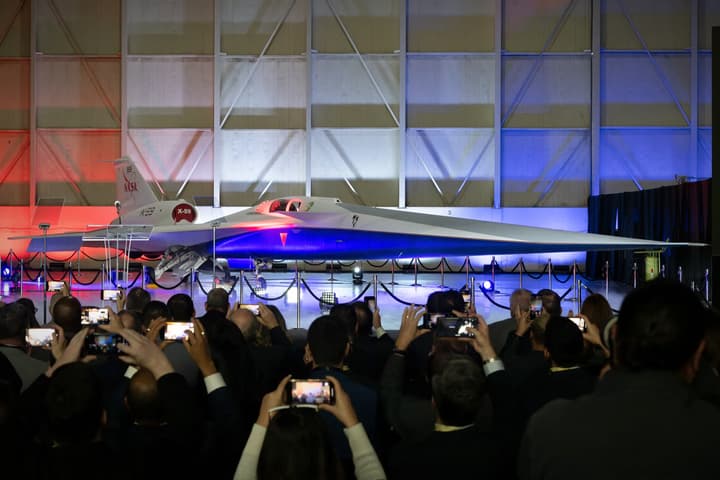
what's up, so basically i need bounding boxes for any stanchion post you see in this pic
[491,256,496,287]
[576,279,583,310]
[141,265,146,290]
[632,262,637,289]
[411,258,421,287]
[705,268,711,303]
[519,258,523,289]
[19,259,24,297]
[373,273,378,300]
[439,257,445,288]
[548,258,552,290]
[238,271,244,304]
[390,259,396,286]
[330,260,335,283]
[661,264,666,279]
[465,256,470,288]
[604,260,609,298]
[469,275,475,307]
[678,265,683,283]
[68,262,73,291]
[296,263,301,329]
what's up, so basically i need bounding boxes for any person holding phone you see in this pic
[0,302,49,391]
[235,375,386,480]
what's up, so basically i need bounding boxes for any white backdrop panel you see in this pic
[405,128,495,206]
[501,129,590,207]
[602,54,690,127]
[502,55,590,128]
[126,0,213,54]
[219,129,306,204]
[126,58,213,128]
[600,128,693,194]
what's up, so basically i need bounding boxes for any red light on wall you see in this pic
[279,232,287,246]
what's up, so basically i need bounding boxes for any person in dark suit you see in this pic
[388,356,500,480]
[519,280,720,480]
[305,315,379,467]
[346,301,394,385]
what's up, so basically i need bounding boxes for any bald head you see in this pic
[510,288,532,318]
[205,288,230,314]
[229,308,256,337]
[126,368,161,424]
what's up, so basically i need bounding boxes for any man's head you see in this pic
[142,300,169,330]
[167,294,194,322]
[352,301,373,336]
[510,288,532,318]
[426,290,465,315]
[536,289,562,317]
[205,288,230,315]
[0,303,28,342]
[125,368,161,425]
[306,315,349,368]
[46,363,103,445]
[615,279,707,373]
[52,296,82,335]
[329,304,357,339]
[544,316,584,367]
[125,287,151,313]
[431,357,486,427]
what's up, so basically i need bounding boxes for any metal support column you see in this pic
[305,0,313,196]
[493,0,503,208]
[213,0,222,207]
[590,0,601,196]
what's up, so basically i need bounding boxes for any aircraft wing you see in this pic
[13,199,700,259]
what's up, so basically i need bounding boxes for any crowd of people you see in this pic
[1,277,720,479]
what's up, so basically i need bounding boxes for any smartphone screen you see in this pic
[287,379,335,405]
[568,316,587,332]
[239,304,260,315]
[101,289,120,301]
[85,333,122,355]
[26,328,55,347]
[364,296,376,313]
[164,322,194,341]
[46,281,64,292]
[81,307,110,325]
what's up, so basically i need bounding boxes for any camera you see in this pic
[420,313,442,330]
[163,322,194,341]
[85,333,124,355]
[46,281,64,292]
[26,328,55,347]
[101,289,120,301]
[435,316,478,338]
[286,379,335,405]
[364,296,377,313]
[530,298,543,319]
[81,307,110,325]
[239,304,260,315]
[568,316,588,332]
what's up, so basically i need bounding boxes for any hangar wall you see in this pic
[0,0,714,221]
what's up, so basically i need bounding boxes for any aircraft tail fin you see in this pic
[114,156,158,215]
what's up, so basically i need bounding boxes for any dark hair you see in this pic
[431,357,486,426]
[258,408,343,480]
[580,294,614,334]
[536,289,562,317]
[167,294,194,322]
[142,301,169,330]
[52,296,82,334]
[329,304,357,339]
[265,304,288,332]
[125,287,151,313]
[352,302,373,336]
[307,315,348,367]
[15,298,38,328]
[426,290,464,315]
[703,310,720,370]
[0,303,27,340]
[118,309,143,333]
[615,279,707,371]
[46,363,103,445]
[544,316,584,367]
[205,288,230,313]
